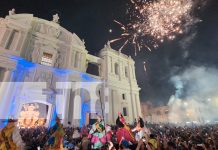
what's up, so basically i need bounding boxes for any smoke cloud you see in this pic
[179,32,197,50]
[179,0,209,49]
[168,66,218,124]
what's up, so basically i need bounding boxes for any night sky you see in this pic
[1,0,218,105]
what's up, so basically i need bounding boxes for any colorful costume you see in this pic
[0,120,24,150]
[81,125,89,137]
[45,118,65,150]
[148,138,158,149]
[88,118,112,149]
[116,113,136,144]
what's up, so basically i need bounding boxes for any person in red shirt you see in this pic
[115,113,136,144]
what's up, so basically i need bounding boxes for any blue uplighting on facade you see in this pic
[0,55,100,128]
[80,73,96,82]
[10,56,36,68]
[50,107,57,127]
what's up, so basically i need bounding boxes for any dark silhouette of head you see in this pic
[138,117,144,128]
[116,116,124,128]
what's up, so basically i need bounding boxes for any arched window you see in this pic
[86,63,99,76]
[115,63,119,75]
[0,67,5,82]
[123,107,128,116]
[5,30,19,50]
[41,52,53,66]
[122,93,126,100]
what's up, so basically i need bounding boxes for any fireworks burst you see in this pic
[110,0,202,53]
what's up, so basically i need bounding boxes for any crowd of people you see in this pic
[0,113,218,150]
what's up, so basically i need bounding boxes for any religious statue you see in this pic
[104,41,111,48]
[9,8,15,16]
[53,14,59,23]
[18,103,40,128]
[82,39,85,45]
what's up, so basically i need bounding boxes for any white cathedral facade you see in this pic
[0,10,141,127]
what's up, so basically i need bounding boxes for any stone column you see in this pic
[72,88,81,127]
[77,53,81,70]
[56,81,71,126]
[135,93,142,116]
[131,94,137,121]
[71,51,75,68]
[111,58,114,74]
[14,31,21,50]
[112,90,117,123]
[129,92,135,122]
[119,62,122,81]
[63,88,71,126]
[0,69,13,122]
[103,56,108,78]
[110,89,115,123]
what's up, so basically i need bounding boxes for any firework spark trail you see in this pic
[145,44,151,52]
[109,37,124,43]
[113,20,126,29]
[119,39,129,52]
[111,0,202,53]
[137,43,141,52]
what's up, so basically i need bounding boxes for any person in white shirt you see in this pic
[132,117,145,141]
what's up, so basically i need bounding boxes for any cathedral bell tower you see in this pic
[99,42,141,124]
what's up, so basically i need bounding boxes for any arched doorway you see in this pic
[68,88,91,127]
